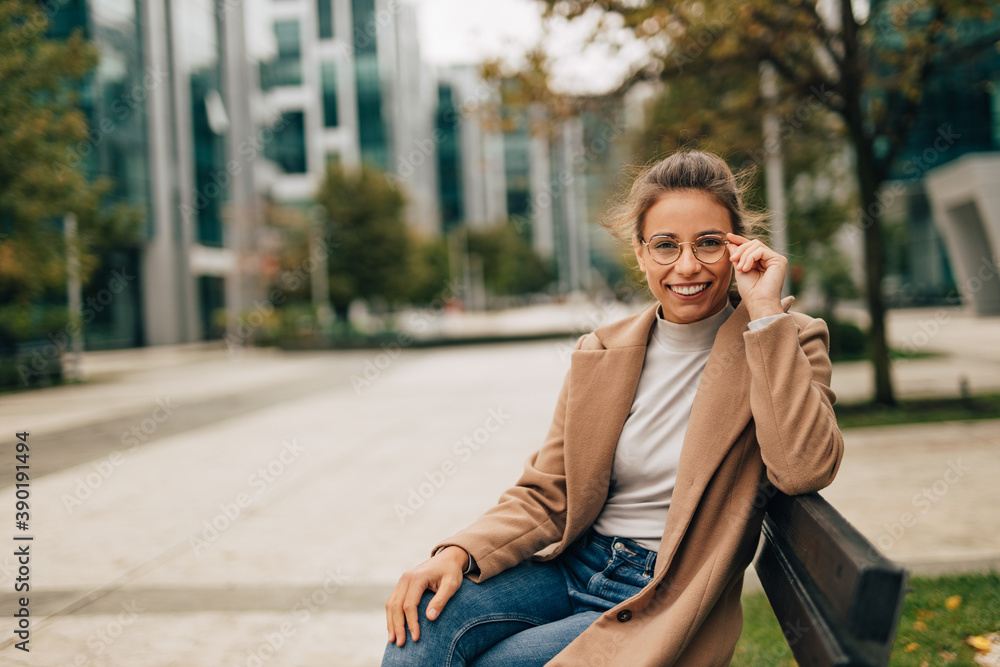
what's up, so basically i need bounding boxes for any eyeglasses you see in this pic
[637,234,731,266]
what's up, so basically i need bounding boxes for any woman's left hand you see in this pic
[726,233,787,320]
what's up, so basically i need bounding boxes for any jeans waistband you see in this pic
[584,527,658,573]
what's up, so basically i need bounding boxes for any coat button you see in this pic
[617,609,632,622]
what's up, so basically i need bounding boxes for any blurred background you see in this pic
[2,0,1000,665]
[2,0,998,389]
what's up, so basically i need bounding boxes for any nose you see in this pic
[672,244,701,275]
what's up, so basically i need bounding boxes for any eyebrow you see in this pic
[648,229,727,239]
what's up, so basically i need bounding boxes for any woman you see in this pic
[383,150,844,666]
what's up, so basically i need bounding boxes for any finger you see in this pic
[729,240,759,265]
[388,579,412,647]
[385,583,402,643]
[401,585,426,644]
[426,571,463,621]
[743,249,767,272]
[385,595,394,644]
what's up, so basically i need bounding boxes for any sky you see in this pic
[410,0,544,67]
[409,0,649,95]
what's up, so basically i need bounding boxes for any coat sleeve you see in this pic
[743,313,844,495]
[430,335,586,582]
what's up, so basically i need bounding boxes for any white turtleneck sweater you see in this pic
[591,303,786,552]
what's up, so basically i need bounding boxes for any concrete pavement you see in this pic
[0,302,997,666]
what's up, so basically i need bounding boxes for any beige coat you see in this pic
[434,296,844,666]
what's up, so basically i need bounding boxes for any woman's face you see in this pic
[632,190,735,324]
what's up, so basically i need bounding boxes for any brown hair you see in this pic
[603,149,768,244]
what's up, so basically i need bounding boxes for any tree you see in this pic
[536,0,998,405]
[0,0,142,351]
[407,236,451,306]
[315,164,412,317]
[466,222,553,297]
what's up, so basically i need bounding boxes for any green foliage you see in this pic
[828,318,868,361]
[466,223,553,296]
[834,393,1000,429]
[316,164,411,310]
[735,572,1000,666]
[0,0,143,348]
[407,236,452,306]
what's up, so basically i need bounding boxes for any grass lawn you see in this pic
[733,571,1000,666]
[834,394,1000,429]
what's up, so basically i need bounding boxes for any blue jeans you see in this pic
[382,528,658,667]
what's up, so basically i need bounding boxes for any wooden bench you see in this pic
[754,491,909,667]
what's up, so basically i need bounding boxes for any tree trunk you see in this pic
[854,145,897,406]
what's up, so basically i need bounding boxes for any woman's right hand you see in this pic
[385,545,469,647]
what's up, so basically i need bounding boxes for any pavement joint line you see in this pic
[0,583,397,615]
[0,540,190,652]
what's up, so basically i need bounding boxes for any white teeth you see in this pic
[669,283,709,296]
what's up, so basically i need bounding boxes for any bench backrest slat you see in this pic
[755,491,908,667]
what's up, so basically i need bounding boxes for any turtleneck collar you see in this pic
[651,300,735,353]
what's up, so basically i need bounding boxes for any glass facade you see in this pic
[175,0,227,247]
[82,249,145,350]
[321,61,339,127]
[46,0,151,348]
[869,2,1000,304]
[198,276,226,340]
[265,111,307,173]
[317,0,333,39]
[260,20,303,89]
[352,0,388,169]
[503,111,532,224]
[872,5,1000,178]
[435,84,463,232]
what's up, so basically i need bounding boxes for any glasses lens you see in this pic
[694,236,726,263]
[649,239,680,265]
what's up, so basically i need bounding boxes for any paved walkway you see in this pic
[0,303,997,665]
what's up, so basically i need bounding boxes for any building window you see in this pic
[321,61,338,127]
[260,20,302,88]
[503,115,531,220]
[436,84,463,232]
[355,55,387,169]
[317,0,333,39]
[198,276,226,341]
[265,111,307,173]
[352,0,377,56]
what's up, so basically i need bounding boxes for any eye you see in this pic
[651,239,678,250]
[697,237,723,248]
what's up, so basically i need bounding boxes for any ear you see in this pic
[631,235,647,273]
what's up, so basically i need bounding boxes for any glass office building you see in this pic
[38,0,257,347]
[869,3,1000,306]
[251,0,438,234]
[47,0,151,349]
[435,83,463,233]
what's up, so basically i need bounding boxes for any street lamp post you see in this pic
[65,212,84,381]
[760,62,791,298]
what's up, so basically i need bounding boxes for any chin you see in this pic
[657,291,729,324]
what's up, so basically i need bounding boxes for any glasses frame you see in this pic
[636,233,732,266]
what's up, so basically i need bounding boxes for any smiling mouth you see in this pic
[668,283,710,296]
